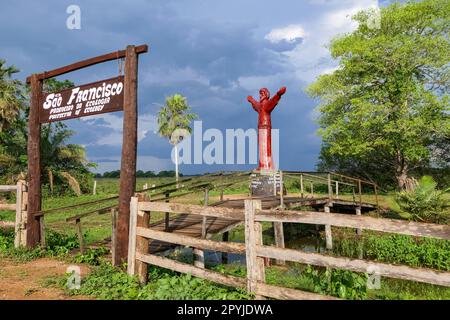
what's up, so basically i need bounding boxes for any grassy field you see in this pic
[1,175,449,300]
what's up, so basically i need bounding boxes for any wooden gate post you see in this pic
[116,45,139,266]
[127,197,138,275]
[245,199,265,298]
[27,74,43,248]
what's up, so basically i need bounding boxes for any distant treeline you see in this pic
[95,170,183,178]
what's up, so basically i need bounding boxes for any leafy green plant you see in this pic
[0,228,79,262]
[73,247,109,265]
[396,176,449,223]
[333,233,450,271]
[66,263,251,300]
[307,267,367,300]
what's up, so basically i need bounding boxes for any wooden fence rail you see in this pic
[128,198,450,300]
[27,174,249,255]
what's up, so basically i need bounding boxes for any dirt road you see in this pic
[0,257,91,300]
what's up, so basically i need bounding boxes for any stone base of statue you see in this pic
[250,170,286,197]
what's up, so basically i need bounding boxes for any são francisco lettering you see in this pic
[39,76,124,123]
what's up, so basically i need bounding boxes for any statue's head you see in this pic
[259,88,270,101]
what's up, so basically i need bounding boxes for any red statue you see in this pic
[247,86,286,170]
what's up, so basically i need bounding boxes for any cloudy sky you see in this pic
[1,0,393,174]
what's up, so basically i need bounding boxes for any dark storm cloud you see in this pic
[1,0,381,173]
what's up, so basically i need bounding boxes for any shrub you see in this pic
[396,176,449,224]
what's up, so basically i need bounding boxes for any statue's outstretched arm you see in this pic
[267,87,286,111]
[247,95,260,112]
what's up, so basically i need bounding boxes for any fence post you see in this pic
[14,180,24,248]
[222,232,229,264]
[245,199,265,298]
[194,187,208,269]
[75,218,84,254]
[164,192,170,231]
[279,171,284,208]
[335,181,339,199]
[111,208,117,263]
[324,203,333,250]
[20,185,28,247]
[310,182,314,197]
[300,174,304,198]
[136,203,150,283]
[356,207,362,236]
[39,216,46,247]
[327,173,332,201]
[127,197,138,275]
[273,221,285,265]
[374,185,379,210]
[93,180,97,195]
[358,179,362,208]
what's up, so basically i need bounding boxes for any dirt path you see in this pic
[0,257,91,300]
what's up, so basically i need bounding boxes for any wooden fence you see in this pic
[127,198,450,300]
[29,171,249,256]
[0,181,28,247]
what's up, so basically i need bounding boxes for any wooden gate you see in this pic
[127,197,450,299]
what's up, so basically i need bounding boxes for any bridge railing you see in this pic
[283,171,380,208]
[128,198,450,300]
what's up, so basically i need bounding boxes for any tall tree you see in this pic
[306,0,449,189]
[157,94,197,185]
[0,60,23,131]
[0,71,95,194]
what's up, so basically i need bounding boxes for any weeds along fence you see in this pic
[283,171,380,208]
[0,181,27,247]
[127,198,450,300]
[29,171,251,254]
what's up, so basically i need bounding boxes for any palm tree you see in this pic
[40,122,95,195]
[0,59,23,131]
[157,94,197,185]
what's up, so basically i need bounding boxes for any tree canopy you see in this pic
[306,0,449,189]
[0,64,95,194]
